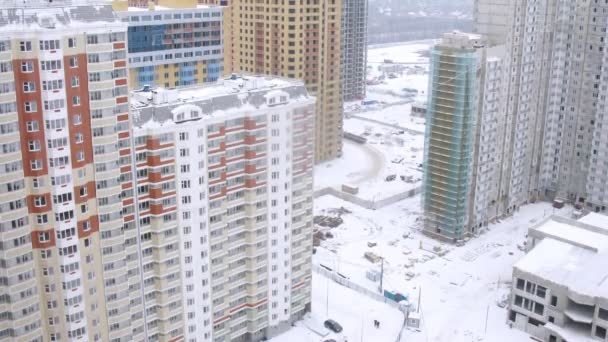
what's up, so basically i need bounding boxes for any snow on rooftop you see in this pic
[125,4,214,11]
[0,3,122,31]
[130,75,312,129]
[578,212,608,233]
[532,216,608,252]
[515,238,608,299]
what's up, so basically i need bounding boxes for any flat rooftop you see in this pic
[515,238,608,299]
[125,5,215,11]
[578,212,608,234]
[530,214,608,253]
[0,3,121,31]
[130,75,313,129]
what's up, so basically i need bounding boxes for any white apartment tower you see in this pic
[473,0,511,45]
[130,75,315,342]
[479,0,608,212]
[540,1,608,209]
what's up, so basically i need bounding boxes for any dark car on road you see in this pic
[324,319,343,333]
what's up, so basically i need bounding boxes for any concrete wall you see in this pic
[314,186,421,210]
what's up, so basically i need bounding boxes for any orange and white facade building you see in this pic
[130,75,315,342]
[0,2,155,342]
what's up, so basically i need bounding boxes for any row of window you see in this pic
[128,11,221,22]
[19,38,77,52]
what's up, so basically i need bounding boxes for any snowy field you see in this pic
[312,194,572,342]
[315,40,433,200]
[269,272,403,342]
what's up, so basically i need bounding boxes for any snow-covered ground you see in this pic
[269,272,403,342]
[312,194,571,342]
[296,39,562,342]
[314,40,434,200]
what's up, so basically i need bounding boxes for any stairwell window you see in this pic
[21,61,33,72]
[19,41,32,52]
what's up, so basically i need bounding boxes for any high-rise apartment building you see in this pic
[473,0,511,45]
[498,0,608,212]
[341,0,368,101]
[113,0,224,89]
[0,2,150,341]
[539,1,607,210]
[423,32,508,241]
[422,32,484,241]
[200,0,344,162]
[130,75,315,341]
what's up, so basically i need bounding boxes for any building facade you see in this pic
[469,45,506,232]
[423,32,510,241]
[508,214,608,342]
[473,0,511,45]
[422,32,484,241]
[199,0,344,162]
[113,0,224,89]
[130,75,315,342]
[341,0,368,101]
[541,0,608,211]
[0,2,150,341]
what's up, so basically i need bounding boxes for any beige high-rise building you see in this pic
[200,0,343,162]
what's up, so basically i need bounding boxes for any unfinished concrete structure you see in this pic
[341,0,368,101]
[509,213,608,342]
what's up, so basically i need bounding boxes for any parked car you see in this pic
[323,340,337,342]
[324,319,343,333]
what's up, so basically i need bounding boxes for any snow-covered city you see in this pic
[3,1,608,342]
[270,41,583,342]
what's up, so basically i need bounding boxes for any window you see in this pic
[69,57,78,68]
[41,249,52,259]
[21,61,34,72]
[599,308,608,320]
[550,296,557,307]
[20,41,32,52]
[73,114,82,125]
[26,121,39,132]
[40,60,62,71]
[39,40,60,50]
[72,96,80,106]
[596,326,607,339]
[68,38,77,48]
[42,79,63,91]
[44,99,65,111]
[28,140,41,151]
[39,231,51,242]
[34,196,47,207]
[24,101,37,113]
[36,214,48,224]
[46,118,66,130]
[30,159,43,171]
[536,286,546,299]
[71,76,79,87]
[533,303,544,315]
[23,81,36,92]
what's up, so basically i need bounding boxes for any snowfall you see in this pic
[270,41,575,342]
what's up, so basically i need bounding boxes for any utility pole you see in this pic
[326,275,329,317]
[378,257,384,294]
[484,304,490,335]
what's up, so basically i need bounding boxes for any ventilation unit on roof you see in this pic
[38,13,56,29]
